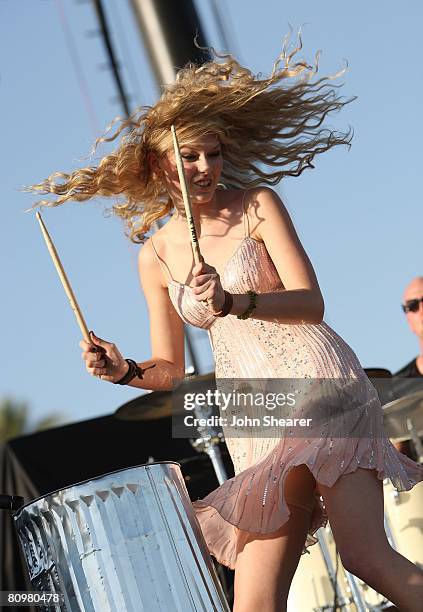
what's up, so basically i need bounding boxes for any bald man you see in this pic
[395,276,423,377]
[392,277,423,459]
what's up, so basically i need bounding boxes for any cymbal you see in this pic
[383,389,423,440]
[114,389,173,421]
[364,368,392,378]
[364,368,393,404]
[114,372,216,421]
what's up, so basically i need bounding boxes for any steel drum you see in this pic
[14,462,230,612]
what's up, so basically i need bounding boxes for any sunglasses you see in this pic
[402,296,423,313]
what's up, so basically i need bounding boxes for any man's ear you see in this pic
[406,316,416,335]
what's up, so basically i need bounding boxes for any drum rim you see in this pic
[12,460,181,517]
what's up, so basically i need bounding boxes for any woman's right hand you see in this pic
[79,331,129,383]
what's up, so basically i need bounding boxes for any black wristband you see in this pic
[212,291,234,317]
[114,359,145,385]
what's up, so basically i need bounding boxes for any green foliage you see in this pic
[0,397,64,443]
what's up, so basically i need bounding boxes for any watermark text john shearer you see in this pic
[184,414,313,428]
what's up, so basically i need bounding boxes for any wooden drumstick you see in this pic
[36,211,91,344]
[171,125,202,264]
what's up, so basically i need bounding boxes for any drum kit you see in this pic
[1,370,423,611]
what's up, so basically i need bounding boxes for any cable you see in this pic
[107,0,144,106]
[92,0,131,118]
[54,0,100,136]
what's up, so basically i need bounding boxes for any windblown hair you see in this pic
[27,31,355,243]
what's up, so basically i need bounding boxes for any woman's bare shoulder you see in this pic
[138,236,155,267]
[138,234,166,288]
[138,220,179,288]
[244,187,287,224]
[220,186,281,239]
[221,186,280,209]
[138,220,172,258]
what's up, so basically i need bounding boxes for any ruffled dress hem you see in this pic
[193,438,423,570]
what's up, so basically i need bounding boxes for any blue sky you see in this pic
[1,1,421,428]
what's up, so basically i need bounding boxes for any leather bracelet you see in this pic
[237,290,258,320]
[212,291,234,317]
[114,359,145,385]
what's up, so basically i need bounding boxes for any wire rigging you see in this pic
[106,0,144,106]
[54,0,100,136]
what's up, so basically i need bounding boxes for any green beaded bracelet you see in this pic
[237,290,258,320]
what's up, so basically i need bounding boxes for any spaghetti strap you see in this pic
[241,188,251,238]
[150,236,174,284]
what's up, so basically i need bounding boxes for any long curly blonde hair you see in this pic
[27,31,355,243]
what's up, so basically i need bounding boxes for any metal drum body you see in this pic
[14,462,229,612]
[384,479,423,568]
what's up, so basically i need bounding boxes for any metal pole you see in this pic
[128,0,211,87]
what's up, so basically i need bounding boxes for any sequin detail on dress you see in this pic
[150,193,423,570]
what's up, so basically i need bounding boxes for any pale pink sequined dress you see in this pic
[150,197,423,571]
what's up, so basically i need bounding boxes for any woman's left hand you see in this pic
[191,260,225,313]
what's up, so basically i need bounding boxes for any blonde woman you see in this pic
[29,35,423,612]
